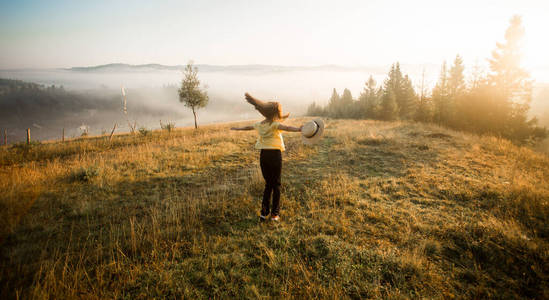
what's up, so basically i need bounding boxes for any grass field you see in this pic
[0,118,548,299]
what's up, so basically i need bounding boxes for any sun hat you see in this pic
[245,93,290,120]
[301,118,325,145]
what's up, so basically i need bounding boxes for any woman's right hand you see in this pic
[244,93,254,102]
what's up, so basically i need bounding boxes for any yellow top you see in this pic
[253,121,285,151]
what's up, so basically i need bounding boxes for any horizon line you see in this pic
[0,61,445,72]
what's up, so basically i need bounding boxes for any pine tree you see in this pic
[432,61,450,125]
[448,55,466,128]
[399,75,417,120]
[489,15,530,99]
[469,61,485,90]
[340,88,354,118]
[358,76,379,118]
[488,15,539,142]
[327,88,340,118]
[381,62,417,120]
[459,62,490,133]
[329,88,339,105]
[306,101,324,116]
[448,54,466,100]
[380,88,398,121]
[415,96,432,123]
[382,63,403,118]
[414,68,432,122]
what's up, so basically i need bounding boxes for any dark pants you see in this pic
[260,149,282,216]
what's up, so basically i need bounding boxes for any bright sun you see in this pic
[521,18,549,81]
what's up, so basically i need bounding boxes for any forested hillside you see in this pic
[308,16,548,145]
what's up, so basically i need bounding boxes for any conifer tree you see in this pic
[382,62,417,120]
[469,61,486,90]
[414,68,432,122]
[489,15,530,99]
[448,54,466,99]
[306,101,324,116]
[327,88,340,117]
[399,75,417,120]
[358,76,379,118]
[415,95,432,123]
[488,15,539,142]
[380,88,398,121]
[340,88,354,118]
[447,55,466,128]
[382,63,403,118]
[432,61,451,125]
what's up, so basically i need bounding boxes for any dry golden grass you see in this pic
[1,118,548,299]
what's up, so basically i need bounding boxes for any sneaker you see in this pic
[259,215,268,222]
[271,215,280,221]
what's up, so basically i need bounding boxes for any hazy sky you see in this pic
[1,0,548,69]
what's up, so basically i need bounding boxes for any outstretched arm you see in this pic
[278,124,302,132]
[231,126,254,131]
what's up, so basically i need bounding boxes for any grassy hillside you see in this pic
[0,118,547,299]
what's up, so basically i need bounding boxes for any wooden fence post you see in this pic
[128,121,136,134]
[27,128,31,145]
[3,129,6,146]
[109,123,117,141]
[62,128,65,142]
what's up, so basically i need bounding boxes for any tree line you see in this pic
[307,16,547,144]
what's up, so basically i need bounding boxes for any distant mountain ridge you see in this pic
[68,63,390,73]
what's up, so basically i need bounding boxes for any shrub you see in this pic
[161,122,175,132]
[11,141,41,151]
[138,127,151,136]
[72,166,100,182]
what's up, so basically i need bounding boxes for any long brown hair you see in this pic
[245,93,289,122]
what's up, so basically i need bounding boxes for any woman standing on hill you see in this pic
[231,93,302,222]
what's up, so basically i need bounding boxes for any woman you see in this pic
[231,93,302,222]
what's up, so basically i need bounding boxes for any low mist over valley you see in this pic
[0,63,420,142]
[1,63,549,143]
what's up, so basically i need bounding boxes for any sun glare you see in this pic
[523,35,549,82]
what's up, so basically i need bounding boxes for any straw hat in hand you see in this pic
[301,118,325,145]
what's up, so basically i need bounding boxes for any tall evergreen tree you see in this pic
[448,55,466,128]
[448,54,466,100]
[432,61,451,125]
[414,68,432,122]
[358,76,379,118]
[383,63,403,118]
[386,63,403,96]
[327,88,340,117]
[329,88,339,105]
[341,88,353,102]
[469,61,486,90]
[306,101,324,116]
[415,95,432,123]
[488,15,537,142]
[489,15,530,100]
[381,62,417,120]
[399,75,417,120]
[340,88,354,118]
[380,88,398,121]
